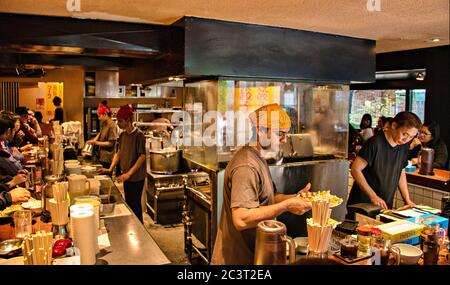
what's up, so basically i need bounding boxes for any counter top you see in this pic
[97,179,171,265]
[406,168,450,192]
[0,178,171,265]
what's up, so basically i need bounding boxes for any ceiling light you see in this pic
[415,72,425,81]
[431,38,441,42]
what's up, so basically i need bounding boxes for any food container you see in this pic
[394,243,423,265]
[0,239,23,257]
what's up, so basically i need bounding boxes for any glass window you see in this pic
[349,89,406,128]
[409,89,426,122]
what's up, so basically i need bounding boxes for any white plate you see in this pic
[21,200,41,209]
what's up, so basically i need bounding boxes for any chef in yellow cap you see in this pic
[211,103,312,265]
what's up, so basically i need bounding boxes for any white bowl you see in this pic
[394,243,423,265]
[294,237,309,254]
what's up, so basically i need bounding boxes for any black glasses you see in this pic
[419,131,432,136]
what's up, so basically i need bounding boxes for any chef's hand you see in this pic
[87,140,97,145]
[286,196,312,216]
[116,172,131,183]
[296,182,311,197]
[10,187,31,203]
[370,195,388,209]
[97,168,111,174]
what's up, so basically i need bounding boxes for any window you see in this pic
[409,89,426,122]
[349,89,406,128]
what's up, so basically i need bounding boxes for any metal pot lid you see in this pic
[44,175,62,182]
[257,220,286,233]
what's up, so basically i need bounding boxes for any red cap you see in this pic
[116,104,134,120]
[96,103,111,116]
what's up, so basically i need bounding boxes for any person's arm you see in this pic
[21,124,38,144]
[33,119,42,137]
[232,196,311,230]
[100,149,121,174]
[398,171,415,207]
[351,156,388,209]
[5,174,27,189]
[93,140,114,148]
[87,134,100,145]
[116,154,145,182]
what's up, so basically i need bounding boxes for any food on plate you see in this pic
[21,197,41,210]
[298,190,343,207]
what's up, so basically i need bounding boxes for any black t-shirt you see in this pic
[348,132,409,209]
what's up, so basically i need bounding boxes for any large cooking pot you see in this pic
[149,148,181,174]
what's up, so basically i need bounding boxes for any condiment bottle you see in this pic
[356,226,372,254]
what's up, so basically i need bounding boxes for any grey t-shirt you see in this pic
[211,146,276,265]
[348,132,409,209]
[118,128,146,182]
[98,121,118,163]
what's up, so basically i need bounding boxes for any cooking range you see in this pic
[146,171,210,225]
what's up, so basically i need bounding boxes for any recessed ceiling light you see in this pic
[432,38,441,42]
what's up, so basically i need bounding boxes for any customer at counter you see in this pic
[14,107,38,147]
[408,121,448,170]
[99,105,146,223]
[87,102,118,170]
[0,119,23,176]
[348,111,421,210]
[211,103,312,265]
[0,182,30,210]
[358,113,374,143]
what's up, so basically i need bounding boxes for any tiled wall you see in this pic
[394,183,449,210]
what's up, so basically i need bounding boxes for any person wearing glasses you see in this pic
[409,121,448,170]
[347,111,422,210]
[211,103,312,265]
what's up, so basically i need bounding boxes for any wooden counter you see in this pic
[406,169,450,192]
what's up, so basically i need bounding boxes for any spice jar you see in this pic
[356,226,372,254]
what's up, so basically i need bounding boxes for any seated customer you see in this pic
[0,182,30,210]
[0,117,23,162]
[0,119,23,176]
[14,106,38,146]
[409,121,448,169]
[34,111,53,137]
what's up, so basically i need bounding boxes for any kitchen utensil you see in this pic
[0,239,23,256]
[81,143,94,157]
[67,175,91,202]
[394,243,423,265]
[254,220,296,265]
[149,148,181,174]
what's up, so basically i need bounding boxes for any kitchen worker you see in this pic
[87,102,118,170]
[211,103,312,265]
[99,105,146,223]
[348,111,421,210]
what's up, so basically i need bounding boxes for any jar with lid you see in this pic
[356,226,372,254]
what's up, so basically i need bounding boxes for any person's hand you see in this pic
[97,168,111,174]
[16,130,25,139]
[116,172,131,183]
[10,187,31,203]
[87,140,96,145]
[404,199,416,208]
[10,174,28,188]
[370,195,388,209]
[285,196,312,216]
[296,182,311,197]
[411,158,419,165]
[409,137,421,150]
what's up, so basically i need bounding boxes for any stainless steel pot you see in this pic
[81,143,94,157]
[149,149,181,174]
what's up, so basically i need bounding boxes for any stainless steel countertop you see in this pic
[97,179,171,265]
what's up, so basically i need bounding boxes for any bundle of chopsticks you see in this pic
[307,197,339,254]
[22,231,53,265]
[48,183,69,225]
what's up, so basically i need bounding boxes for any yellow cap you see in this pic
[249,103,291,129]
